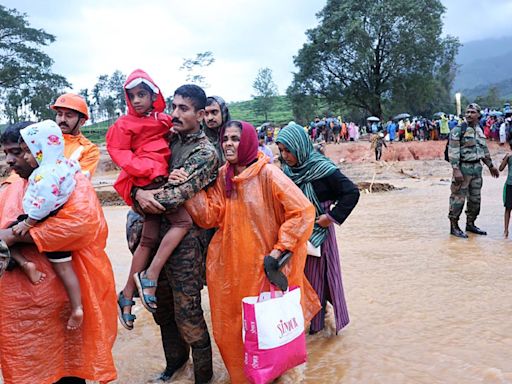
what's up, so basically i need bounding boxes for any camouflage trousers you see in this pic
[125,210,211,367]
[448,162,483,222]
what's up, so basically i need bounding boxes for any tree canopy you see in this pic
[89,70,126,122]
[180,51,215,89]
[289,0,459,120]
[252,67,278,121]
[0,5,69,122]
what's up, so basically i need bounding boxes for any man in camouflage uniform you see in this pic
[203,95,230,163]
[448,103,500,238]
[131,84,219,383]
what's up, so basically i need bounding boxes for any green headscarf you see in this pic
[276,122,338,247]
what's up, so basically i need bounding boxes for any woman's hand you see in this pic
[269,249,282,259]
[135,189,165,214]
[168,168,189,183]
[316,214,332,228]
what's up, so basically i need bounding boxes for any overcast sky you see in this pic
[3,0,512,102]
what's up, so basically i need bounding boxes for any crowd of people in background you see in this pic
[257,103,512,148]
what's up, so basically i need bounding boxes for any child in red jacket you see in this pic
[106,69,192,330]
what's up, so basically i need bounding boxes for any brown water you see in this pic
[104,170,512,384]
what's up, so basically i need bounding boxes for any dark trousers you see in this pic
[152,227,211,368]
[375,147,382,161]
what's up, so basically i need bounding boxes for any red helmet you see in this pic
[51,93,89,120]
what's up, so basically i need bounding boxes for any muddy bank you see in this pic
[323,139,508,163]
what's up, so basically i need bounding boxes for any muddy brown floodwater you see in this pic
[104,158,512,384]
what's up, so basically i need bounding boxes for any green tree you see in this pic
[252,67,278,121]
[286,81,318,124]
[0,5,69,122]
[78,88,92,121]
[290,0,459,119]
[91,70,126,121]
[475,86,502,110]
[180,51,215,88]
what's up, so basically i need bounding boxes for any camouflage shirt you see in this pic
[448,124,493,169]
[155,129,219,210]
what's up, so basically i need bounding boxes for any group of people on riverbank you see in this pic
[0,70,360,384]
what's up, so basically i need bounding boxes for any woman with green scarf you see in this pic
[277,122,360,334]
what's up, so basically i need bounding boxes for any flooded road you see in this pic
[106,171,512,383]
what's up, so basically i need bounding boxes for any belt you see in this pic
[460,160,480,164]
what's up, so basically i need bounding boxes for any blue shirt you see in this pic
[448,120,458,130]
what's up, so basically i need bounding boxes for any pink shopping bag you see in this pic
[242,285,306,384]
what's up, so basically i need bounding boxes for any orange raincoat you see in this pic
[63,132,101,178]
[0,174,117,384]
[185,153,321,383]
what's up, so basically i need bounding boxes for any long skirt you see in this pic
[304,201,350,333]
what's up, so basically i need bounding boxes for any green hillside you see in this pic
[80,118,115,144]
[229,96,294,127]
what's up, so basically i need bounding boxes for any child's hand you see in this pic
[12,221,30,237]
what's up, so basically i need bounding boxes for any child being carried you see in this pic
[106,69,193,330]
[8,120,83,330]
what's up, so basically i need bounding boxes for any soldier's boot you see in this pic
[450,219,468,238]
[192,343,213,384]
[466,221,487,235]
[158,326,190,382]
[157,357,189,382]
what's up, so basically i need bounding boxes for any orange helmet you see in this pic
[51,93,89,120]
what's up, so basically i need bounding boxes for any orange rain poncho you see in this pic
[63,132,101,178]
[0,174,117,384]
[185,153,321,383]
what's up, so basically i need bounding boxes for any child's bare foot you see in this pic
[21,261,46,284]
[67,306,84,330]
[505,231,509,238]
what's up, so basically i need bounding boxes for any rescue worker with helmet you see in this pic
[1,93,100,190]
[51,93,100,178]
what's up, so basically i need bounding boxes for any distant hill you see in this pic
[228,96,294,127]
[454,36,512,95]
[463,78,512,101]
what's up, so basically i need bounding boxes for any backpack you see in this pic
[444,123,468,162]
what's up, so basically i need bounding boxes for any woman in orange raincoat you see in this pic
[0,122,117,384]
[185,120,321,383]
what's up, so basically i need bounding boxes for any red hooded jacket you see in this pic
[106,69,173,205]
